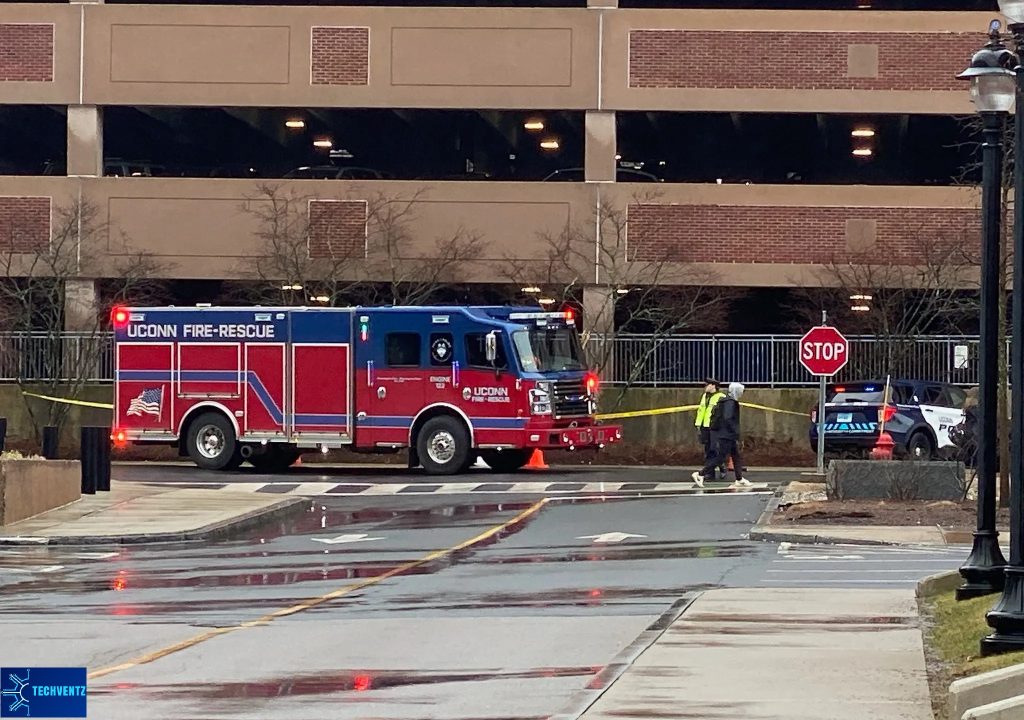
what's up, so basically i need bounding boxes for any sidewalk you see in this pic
[580,587,933,720]
[0,481,305,545]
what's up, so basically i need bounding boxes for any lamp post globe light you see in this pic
[956,26,1015,601]
[983,3,1024,654]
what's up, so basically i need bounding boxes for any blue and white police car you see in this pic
[808,379,967,460]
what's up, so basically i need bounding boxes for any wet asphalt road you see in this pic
[0,470,967,720]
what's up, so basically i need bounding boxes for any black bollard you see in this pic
[98,427,111,492]
[0,417,6,453]
[42,426,59,459]
[80,427,101,495]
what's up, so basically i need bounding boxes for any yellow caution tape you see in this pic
[597,401,808,421]
[21,391,806,421]
[739,402,809,417]
[22,391,114,410]
[596,404,699,421]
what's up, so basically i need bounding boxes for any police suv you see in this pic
[808,379,966,460]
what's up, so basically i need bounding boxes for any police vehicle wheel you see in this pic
[418,416,469,476]
[249,446,300,473]
[480,449,530,473]
[907,432,934,461]
[187,412,239,471]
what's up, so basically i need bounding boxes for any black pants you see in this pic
[702,438,743,482]
[700,428,725,473]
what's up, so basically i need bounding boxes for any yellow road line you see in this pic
[87,497,549,680]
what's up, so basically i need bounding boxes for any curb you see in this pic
[916,569,963,599]
[748,527,901,546]
[0,497,307,546]
[548,595,695,720]
[753,492,783,529]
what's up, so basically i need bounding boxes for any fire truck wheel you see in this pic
[479,449,530,473]
[417,416,469,476]
[187,412,240,471]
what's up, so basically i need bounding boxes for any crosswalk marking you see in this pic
[138,480,771,497]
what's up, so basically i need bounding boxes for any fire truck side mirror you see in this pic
[485,332,497,364]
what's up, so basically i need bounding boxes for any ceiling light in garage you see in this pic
[524,120,545,131]
[852,148,873,157]
[286,119,306,129]
[540,139,560,150]
[851,128,875,138]
[313,138,333,148]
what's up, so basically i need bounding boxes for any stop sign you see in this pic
[799,326,849,377]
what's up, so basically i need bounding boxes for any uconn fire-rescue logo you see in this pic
[465,386,510,404]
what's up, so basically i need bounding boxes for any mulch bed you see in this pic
[776,499,1010,529]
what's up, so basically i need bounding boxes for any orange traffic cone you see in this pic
[525,449,549,470]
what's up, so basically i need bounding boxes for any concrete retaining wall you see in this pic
[605,387,816,447]
[0,459,81,525]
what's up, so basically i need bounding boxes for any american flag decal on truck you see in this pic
[127,387,163,418]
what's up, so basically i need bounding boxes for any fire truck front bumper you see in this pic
[523,424,623,450]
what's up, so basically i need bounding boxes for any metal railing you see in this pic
[0,332,114,383]
[0,331,996,388]
[585,334,993,388]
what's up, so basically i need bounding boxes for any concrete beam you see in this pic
[962,695,1024,719]
[950,665,1024,720]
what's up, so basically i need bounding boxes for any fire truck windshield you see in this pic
[512,327,586,373]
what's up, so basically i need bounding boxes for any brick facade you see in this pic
[308,200,367,259]
[626,204,979,264]
[0,24,54,82]
[0,197,51,252]
[311,26,370,86]
[628,30,975,91]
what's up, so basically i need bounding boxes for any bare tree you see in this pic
[0,199,164,437]
[788,226,980,379]
[243,184,481,307]
[504,191,733,408]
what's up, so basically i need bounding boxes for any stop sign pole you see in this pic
[799,312,850,475]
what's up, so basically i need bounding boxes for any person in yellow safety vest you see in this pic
[694,378,727,480]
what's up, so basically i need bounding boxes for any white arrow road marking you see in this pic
[311,534,384,545]
[577,532,648,544]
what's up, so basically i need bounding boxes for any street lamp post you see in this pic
[983,2,1024,654]
[957,26,1016,601]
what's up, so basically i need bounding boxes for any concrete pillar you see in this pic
[583,284,615,336]
[66,106,103,177]
[585,111,617,183]
[64,279,100,331]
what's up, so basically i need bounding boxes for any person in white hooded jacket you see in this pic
[692,382,752,487]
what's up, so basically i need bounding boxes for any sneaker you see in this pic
[691,471,705,488]
[733,478,752,487]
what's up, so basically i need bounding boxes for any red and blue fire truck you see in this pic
[111,305,622,474]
